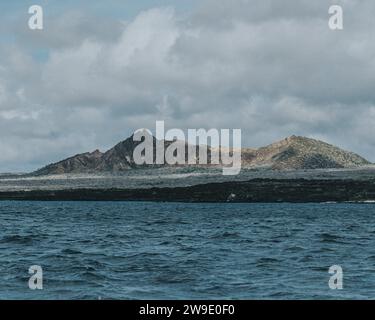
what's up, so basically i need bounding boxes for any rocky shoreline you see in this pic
[1,178,375,202]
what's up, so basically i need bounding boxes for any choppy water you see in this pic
[1,201,375,300]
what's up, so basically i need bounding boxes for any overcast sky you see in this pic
[0,0,375,172]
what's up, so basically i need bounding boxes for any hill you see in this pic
[33,134,370,175]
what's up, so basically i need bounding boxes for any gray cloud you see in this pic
[1,0,375,171]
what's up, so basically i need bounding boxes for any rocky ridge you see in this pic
[33,134,370,175]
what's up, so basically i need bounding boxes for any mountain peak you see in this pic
[285,135,315,143]
[243,135,370,170]
[91,149,102,156]
[32,134,371,175]
[287,134,303,141]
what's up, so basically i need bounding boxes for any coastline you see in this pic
[1,178,375,203]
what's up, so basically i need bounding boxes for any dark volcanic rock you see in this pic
[2,179,375,203]
[34,149,104,175]
[33,132,209,175]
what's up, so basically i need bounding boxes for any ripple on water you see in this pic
[0,201,374,299]
[0,235,36,245]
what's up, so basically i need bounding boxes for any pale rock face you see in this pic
[241,135,370,170]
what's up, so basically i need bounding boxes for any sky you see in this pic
[0,0,375,172]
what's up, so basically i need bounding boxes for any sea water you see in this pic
[0,201,374,299]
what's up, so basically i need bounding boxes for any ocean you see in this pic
[0,201,374,299]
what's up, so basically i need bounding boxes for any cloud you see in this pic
[1,0,375,171]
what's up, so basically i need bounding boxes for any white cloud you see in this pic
[1,0,375,171]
